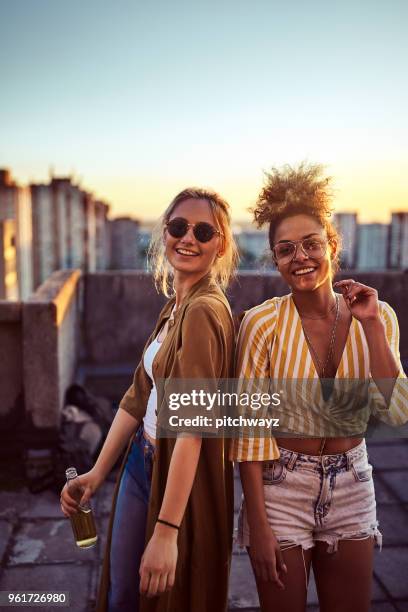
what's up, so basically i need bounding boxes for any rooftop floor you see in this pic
[1,438,407,611]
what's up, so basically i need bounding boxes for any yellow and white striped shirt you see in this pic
[230,294,407,462]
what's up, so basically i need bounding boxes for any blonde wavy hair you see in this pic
[148,188,239,296]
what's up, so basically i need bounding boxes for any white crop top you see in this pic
[142,306,176,439]
[142,335,163,439]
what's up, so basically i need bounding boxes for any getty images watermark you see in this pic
[154,378,408,438]
[167,389,281,430]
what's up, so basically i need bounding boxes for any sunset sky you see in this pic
[1,0,407,222]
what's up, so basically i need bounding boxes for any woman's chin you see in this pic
[293,280,334,295]
[169,254,198,270]
[171,260,204,276]
[289,275,318,290]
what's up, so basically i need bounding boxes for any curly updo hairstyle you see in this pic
[252,162,342,273]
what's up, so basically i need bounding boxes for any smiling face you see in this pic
[273,214,337,292]
[164,197,222,279]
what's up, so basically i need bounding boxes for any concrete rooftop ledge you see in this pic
[0,301,22,322]
[1,268,407,453]
[22,270,83,431]
[27,269,82,327]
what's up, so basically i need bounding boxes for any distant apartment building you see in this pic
[83,191,96,273]
[235,229,269,269]
[334,212,358,269]
[0,169,33,299]
[110,217,142,269]
[31,177,110,287]
[30,184,56,286]
[95,200,111,270]
[69,181,87,269]
[389,212,408,269]
[137,229,152,269]
[356,223,389,270]
[0,219,18,300]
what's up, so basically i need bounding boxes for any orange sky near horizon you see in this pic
[88,161,408,224]
[7,154,408,225]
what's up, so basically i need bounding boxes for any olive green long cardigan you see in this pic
[96,273,235,612]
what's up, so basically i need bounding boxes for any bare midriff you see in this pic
[274,436,364,455]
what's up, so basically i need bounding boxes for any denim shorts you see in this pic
[238,439,382,553]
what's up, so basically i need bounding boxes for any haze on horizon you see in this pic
[1,0,407,223]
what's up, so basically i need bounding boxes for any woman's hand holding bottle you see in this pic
[60,409,140,517]
[60,467,104,517]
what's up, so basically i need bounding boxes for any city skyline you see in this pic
[2,164,408,225]
[2,167,408,303]
[1,1,407,222]
[1,165,407,227]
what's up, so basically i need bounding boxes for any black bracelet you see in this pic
[157,518,180,531]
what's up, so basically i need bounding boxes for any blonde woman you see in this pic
[231,164,407,612]
[61,188,238,612]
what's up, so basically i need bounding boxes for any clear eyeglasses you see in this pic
[272,238,328,265]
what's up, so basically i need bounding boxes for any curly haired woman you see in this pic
[231,163,407,612]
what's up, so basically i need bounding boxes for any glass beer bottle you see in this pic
[65,467,98,548]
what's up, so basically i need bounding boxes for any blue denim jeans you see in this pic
[108,425,155,612]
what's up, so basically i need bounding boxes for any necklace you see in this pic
[301,294,340,378]
[297,297,338,320]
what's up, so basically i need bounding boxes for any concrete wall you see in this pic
[0,301,23,421]
[83,272,166,365]
[82,271,408,369]
[23,269,82,433]
[1,269,406,453]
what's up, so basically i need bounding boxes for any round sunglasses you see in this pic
[165,217,223,243]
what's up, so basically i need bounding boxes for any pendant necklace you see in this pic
[300,294,340,455]
[300,294,340,379]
